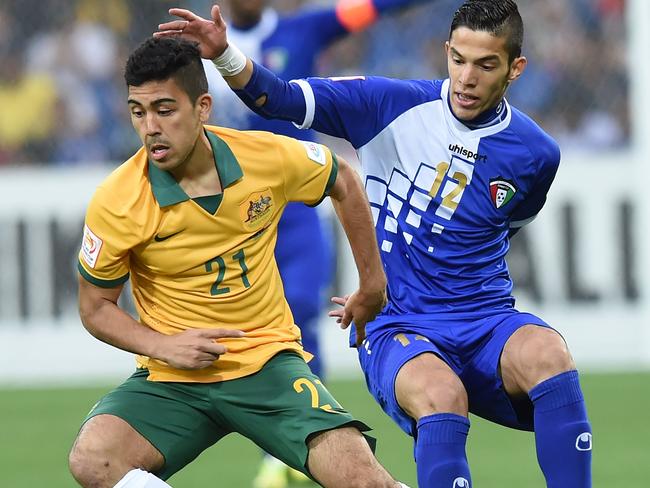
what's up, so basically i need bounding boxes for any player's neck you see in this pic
[449,97,507,130]
[171,132,223,197]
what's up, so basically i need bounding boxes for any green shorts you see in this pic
[84,352,373,480]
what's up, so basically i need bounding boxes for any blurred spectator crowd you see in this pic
[0,0,629,166]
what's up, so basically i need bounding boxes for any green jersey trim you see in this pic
[148,129,243,208]
[78,261,129,288]
[193,194,224,214]
[308,151,339,208]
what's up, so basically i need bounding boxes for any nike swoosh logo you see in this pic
[154,230,183,242]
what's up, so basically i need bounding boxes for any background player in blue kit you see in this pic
[199,1,432,485]
[156,1,593,486]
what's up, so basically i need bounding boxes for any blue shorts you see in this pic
[357,310,551,436]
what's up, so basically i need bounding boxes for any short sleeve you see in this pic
[78,186,133,288]
[274,136,338,206]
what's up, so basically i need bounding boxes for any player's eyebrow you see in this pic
[449,47,500,63]
[127,97,177,106]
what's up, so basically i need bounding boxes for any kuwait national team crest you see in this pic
[489,178,517,208]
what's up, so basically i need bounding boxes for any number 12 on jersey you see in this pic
[428,159,474,221]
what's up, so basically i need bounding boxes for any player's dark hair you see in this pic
[450,0,524,63]
[124,37,208,104]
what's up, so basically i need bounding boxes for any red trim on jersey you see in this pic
[336,0,379,33]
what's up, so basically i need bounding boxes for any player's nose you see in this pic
[458,64,478,86]
[144,113,162,135]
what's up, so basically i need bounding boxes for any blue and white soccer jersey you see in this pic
[291,76,561,433]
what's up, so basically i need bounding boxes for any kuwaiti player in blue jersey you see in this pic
[157,1,593,486]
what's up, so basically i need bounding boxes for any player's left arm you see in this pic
[328,155,387,346]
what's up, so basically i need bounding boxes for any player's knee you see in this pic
[421,377,468,417]
[531,336,575,381]
[510,327,576,387]
[68,438,115,488]
[399,374,468,418]
[531,330,575,381]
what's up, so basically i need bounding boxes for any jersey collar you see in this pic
[148,129,243,208]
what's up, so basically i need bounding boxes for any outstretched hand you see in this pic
[154,5,229,60]
[329,288,387,347]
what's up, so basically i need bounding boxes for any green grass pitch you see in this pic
[1,372,648,487]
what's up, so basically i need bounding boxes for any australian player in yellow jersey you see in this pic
[68,37,409,488]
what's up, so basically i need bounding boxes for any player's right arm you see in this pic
[77,277,241,370]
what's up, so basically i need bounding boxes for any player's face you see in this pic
[445,27,526,121]
[127,78,211,172]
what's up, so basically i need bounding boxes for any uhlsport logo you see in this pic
[240,189,274,230]
[489,178,517,209]
[575,432,593,451]
[452,477,470,488]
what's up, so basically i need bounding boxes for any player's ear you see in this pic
[507,56,527,83]
[197,93,213,123]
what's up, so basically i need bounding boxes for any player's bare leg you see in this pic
[395,352,471,487]
[306,426,401,488]
[395,353,468,418]
[500,324,575,393]
[69,414,166,488]
[501,324,592,487]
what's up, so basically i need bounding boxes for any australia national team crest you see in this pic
[489,178,517,209]
[240,189,274,229]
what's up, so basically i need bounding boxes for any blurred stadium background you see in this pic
[0,0,648,486]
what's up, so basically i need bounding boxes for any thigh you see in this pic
[84,369,228,480]
[211,352,372,479]
[358,328,457,436]
[460,311,551,431]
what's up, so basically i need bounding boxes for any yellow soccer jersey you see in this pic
[78,126,338,382]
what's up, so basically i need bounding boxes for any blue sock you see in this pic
[415,413,472,488]
[529,370,592,487]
